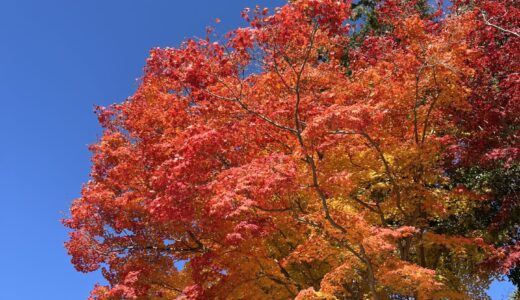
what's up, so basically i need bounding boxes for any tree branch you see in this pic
[482,11,520,38]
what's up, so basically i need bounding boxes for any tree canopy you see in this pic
[64,0,519,299]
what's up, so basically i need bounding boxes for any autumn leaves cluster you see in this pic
[64,0,519,299]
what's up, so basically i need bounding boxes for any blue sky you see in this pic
[0,0,514,299]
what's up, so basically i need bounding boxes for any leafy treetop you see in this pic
[64,0,519,299]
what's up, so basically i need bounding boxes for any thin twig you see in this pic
[482,11,520,38]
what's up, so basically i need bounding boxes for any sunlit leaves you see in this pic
[64,0,519,299]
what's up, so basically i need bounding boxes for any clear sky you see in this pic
[0,0,514,299]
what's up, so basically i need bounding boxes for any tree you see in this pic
[64,0,519,299]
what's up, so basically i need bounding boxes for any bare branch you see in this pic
[482,11,520,38]
[203,88,298,134]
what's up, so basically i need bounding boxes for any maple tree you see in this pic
[64,0,519,299]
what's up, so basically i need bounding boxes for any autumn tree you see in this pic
[64,0,519,299]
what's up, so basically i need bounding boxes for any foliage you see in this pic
[64,0,519,299]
